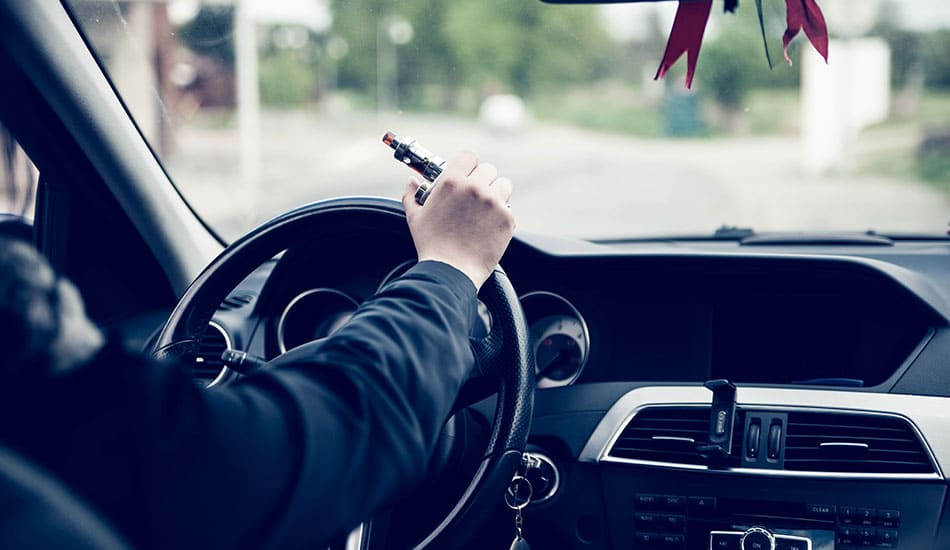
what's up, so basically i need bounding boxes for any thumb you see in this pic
[402,177,423,214]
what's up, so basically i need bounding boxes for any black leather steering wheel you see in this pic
[149,197,534,549]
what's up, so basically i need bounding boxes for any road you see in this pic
[166,111,949,241]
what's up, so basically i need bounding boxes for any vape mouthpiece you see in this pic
[382,131,447,205]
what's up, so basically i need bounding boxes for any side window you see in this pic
[0,123,38,224]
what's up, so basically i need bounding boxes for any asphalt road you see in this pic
[166,111,949,241]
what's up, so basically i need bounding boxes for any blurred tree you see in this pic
[872,2,950,90]
[920,30,950,89]
[259,51,318,107]
[178,6,235,64]
[329,0,612,107]
[443,1,611,97]
[699,2,799,111]
[393,0,464,109]
[329,0,394,98]
[872,0,921,88]
[257,26,321,107]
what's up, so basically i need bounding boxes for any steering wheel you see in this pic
[149,197,534,548]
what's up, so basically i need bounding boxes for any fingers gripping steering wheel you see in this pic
[149,197,534,548]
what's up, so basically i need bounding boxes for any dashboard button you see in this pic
[656,514,685,531]
[660,495,686,511]
[740,528,774,550]
[838,525,857,546]
[634,531,662,548]
[876,529,898,548]
[635,494,661,509]
[635,494,686,512]
[688,496,716,513]
[839,506,856,524]
[660,534,685,549]
[857,508,875,526]
[635,512,659,529]
[710,532,742,550]
[877,509,901,528]
[775,537,810,550]
[634,532,685,550]
[857,526,875,546]
[806,503,836,519]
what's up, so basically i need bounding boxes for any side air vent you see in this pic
[194,322,230,385]
[784,411,935,474]
[219,293,255,311]
[608,407,743,467]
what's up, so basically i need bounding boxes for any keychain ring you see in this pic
[504,475,533,510]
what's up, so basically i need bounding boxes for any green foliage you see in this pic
[533,83,661,137]
[920,30,950,89]
[875,2,950,90]
[258,52,317,107]
[918,130,950,185]
[698,2,799,110]
[328,0,611,106]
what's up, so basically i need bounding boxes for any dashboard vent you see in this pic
[218,293,255,311]
[608,406,743,467]
[784,411,935,474]
[194,323,230,385]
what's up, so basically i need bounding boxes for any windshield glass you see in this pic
[65,0,950,240]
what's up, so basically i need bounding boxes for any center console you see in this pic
[597,467,941,549]
[579,386,949,549]
[632,491,902,549]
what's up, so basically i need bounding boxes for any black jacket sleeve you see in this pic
[0,260,477,549]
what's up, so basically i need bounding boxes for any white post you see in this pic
[235,0,260,219]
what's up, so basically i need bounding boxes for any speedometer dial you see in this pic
[278,288,359,353]
[521,292,590,389]
[531,316,588,388]
[380,259,492,338]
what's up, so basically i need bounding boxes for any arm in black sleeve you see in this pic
[0,260,477,549]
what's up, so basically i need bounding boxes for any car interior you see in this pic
[2,0,950,549]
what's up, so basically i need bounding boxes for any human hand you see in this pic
[402,151,515,290]
[0,238,103,376]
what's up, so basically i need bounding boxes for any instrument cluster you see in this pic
[277,261,590,388]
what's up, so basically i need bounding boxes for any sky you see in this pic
[893,0,950,30]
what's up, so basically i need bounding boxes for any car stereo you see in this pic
[633,493,901,549]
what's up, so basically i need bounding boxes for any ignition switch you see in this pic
[521,452,559,504]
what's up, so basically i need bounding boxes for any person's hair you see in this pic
[0,238,59,375]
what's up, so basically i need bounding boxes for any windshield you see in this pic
[64,0,950,241]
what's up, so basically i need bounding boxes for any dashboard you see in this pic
[196,226,950,550]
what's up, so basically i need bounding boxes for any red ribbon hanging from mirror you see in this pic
[782,0,829,65]
[654,0,831,88]
[654,0,714,89]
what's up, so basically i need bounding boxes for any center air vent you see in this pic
[784,411,935,474]
[608,406,743,467]
[194,322,230,385]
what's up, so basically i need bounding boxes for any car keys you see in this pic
[382,131,446,205]
[505,461,534,550]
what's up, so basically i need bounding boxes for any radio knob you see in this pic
[740,527,775,550]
